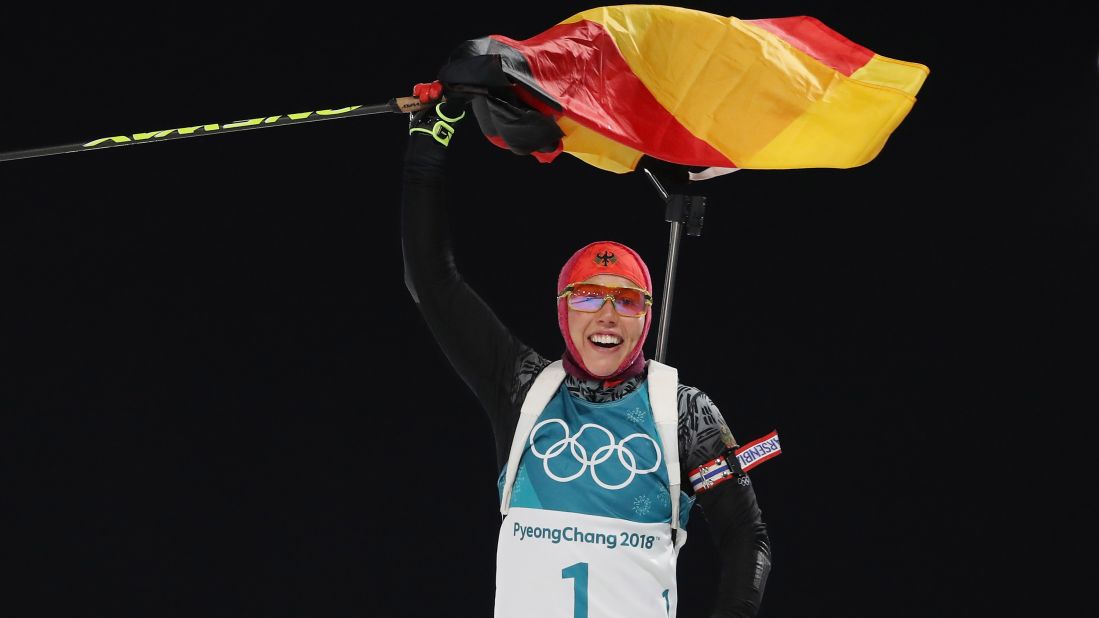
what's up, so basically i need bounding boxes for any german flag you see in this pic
[439,5,929,173]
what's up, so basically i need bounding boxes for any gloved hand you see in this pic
[408,80,468,147]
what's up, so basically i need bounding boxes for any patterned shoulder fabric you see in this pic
[677,384,738,475]
[511,348,553,408]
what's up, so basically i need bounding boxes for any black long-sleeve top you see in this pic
[401,127,771,618]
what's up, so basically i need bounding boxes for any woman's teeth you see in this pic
[589,334,622,348]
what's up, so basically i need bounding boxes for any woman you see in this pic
[402,96,771,618]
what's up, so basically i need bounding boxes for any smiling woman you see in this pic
[564,273,647,378]
[556,242,654,380]
[401,96,772,617]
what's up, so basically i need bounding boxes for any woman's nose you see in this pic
[596,298,618,321]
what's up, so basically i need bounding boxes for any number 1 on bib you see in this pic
[561,562,589,618]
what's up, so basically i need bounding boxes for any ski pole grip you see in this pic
[390,96,430,114]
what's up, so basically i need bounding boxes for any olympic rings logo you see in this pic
[528,419,661,490]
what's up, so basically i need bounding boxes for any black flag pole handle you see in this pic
[644,169,680,365]
[0,95,430,163]
[643,165,706,364]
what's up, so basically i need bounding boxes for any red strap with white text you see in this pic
[688,430,781,494]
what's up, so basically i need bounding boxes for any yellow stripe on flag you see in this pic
[562,5,926,169]
[558,117,644,173]
[851,55,929,97]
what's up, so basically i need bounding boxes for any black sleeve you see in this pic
[694,465,772,618]
[678,387,773,618]
[401,128,544,459]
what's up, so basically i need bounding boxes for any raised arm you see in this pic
[400,99,543,441]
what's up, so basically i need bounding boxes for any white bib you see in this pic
[495,361,689,618]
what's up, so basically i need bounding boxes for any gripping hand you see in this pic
[408,80,467,147]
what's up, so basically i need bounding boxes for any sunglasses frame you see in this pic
[557,282,653,317]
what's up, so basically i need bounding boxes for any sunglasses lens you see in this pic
[567,285,608,312]
[612,289,647,316]
[566,284,648,316]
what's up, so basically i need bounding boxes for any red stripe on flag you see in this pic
[491,21,734,167]
[531,145,563,163]
[747,16,874,76]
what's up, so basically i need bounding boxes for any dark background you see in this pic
[2,2,1094,616]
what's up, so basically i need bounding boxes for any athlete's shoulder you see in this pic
[676,383,721,423]
[676,383,739,468]
[510,347,553,406]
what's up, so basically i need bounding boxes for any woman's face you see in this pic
[566,274,647,377]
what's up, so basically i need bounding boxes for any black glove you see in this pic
[408,81,468,147]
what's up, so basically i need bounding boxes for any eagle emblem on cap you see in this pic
[594,251,617,267]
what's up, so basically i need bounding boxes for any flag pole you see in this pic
[0,96,429,163]
[643,167,706,364]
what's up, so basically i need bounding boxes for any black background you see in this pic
[2,2,1095,616]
